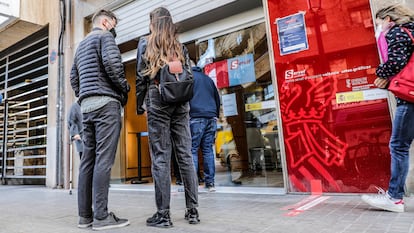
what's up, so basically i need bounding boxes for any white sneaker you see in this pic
[207,186,216,192]
[361,188,404,213]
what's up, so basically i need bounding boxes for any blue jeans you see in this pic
[190,118,217,187]
[388,101,414,199]
[146,86,198,212]
[78,101,122,220]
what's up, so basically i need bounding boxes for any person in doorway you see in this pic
[189,61,220,192]
[361,4,414,213]
[68,101,83,159]
[136,7,200,228]
[70,9,130,230]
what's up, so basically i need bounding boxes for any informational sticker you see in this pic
[336,89,388,104]
[49,50,57,64]
[245,100,276,112]
[227,53,256,86]
[275,12,309,55]
[336,92,364,104]
[205,54,256,88]
[222,93,238,117]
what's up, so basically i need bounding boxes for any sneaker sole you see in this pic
[185,216,200,224]
[77,223,93,228]
[373,203,404,213]
[146,222,173,228]
[92,220,130,231]
[188,219,200,224]
[361,196,404,213]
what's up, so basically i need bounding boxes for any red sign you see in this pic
[205,54,256,88]
[265,0,392,193]
[205,60,228,88]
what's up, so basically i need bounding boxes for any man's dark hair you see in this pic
[92,9,118,24]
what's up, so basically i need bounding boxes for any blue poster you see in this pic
[276,12,309,55]
[227,53,256,87]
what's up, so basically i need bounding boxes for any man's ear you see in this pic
[102,18,108,30]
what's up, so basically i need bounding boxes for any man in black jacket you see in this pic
[70,9,130,231]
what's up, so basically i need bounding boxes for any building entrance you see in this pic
[193,22,283,187]
[264,0,393,193]
[0,27,49,184]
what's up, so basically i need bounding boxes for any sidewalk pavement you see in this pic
[1,185,414,233]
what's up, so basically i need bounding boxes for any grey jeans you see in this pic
[78,101,122,220]
[147,86,198,212]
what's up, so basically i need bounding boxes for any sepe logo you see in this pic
[230,58,251,70]
[285,69,306,80]
[230,60,238,70]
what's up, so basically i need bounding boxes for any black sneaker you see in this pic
[185,208,200,224]
[198,177,204,184]
[78,216,93,228]
[232,179,242,185]
[92,212,129,231]
[146,211,173,228]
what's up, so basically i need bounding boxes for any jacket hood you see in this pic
[400,22,414,31]
[191,66,203,72]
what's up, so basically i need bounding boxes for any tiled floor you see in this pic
[2,185,414,233]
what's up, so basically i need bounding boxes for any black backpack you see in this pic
[158,59,194,103]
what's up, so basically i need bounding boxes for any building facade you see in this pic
[0,0,413,194]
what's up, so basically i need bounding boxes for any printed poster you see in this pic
[276,12,309,55]
[204,54,256,88]
[205,60,228,88]
[222,93,238,117]
[227,54,256,86]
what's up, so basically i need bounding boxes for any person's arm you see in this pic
[68,104,80,140]
[214,85,221,118]
[70,58,80,97]
[101,32,130,99]
[376,27,413,79]
[136,37,149,114]
[182,45,193,80]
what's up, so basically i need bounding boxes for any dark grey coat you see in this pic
[70,28,130,106]
[68,102,83,153]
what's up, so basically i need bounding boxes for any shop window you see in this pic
[350,8,372,28]
[195,23,283,187]
[350,11,363,24]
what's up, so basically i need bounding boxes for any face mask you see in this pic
[375,24,383,39]
[109,27,117,38]
[375,23,389,62]
[106,21,117,38]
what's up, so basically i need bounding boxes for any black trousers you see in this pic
[146,86,198,212]
[78,101,122,220]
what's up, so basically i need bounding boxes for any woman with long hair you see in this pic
[361,4,414,213]
[135,7,199,228]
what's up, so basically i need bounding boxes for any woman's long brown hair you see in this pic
[143,7,184,79]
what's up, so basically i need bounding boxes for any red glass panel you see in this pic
[265,0,392,192]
